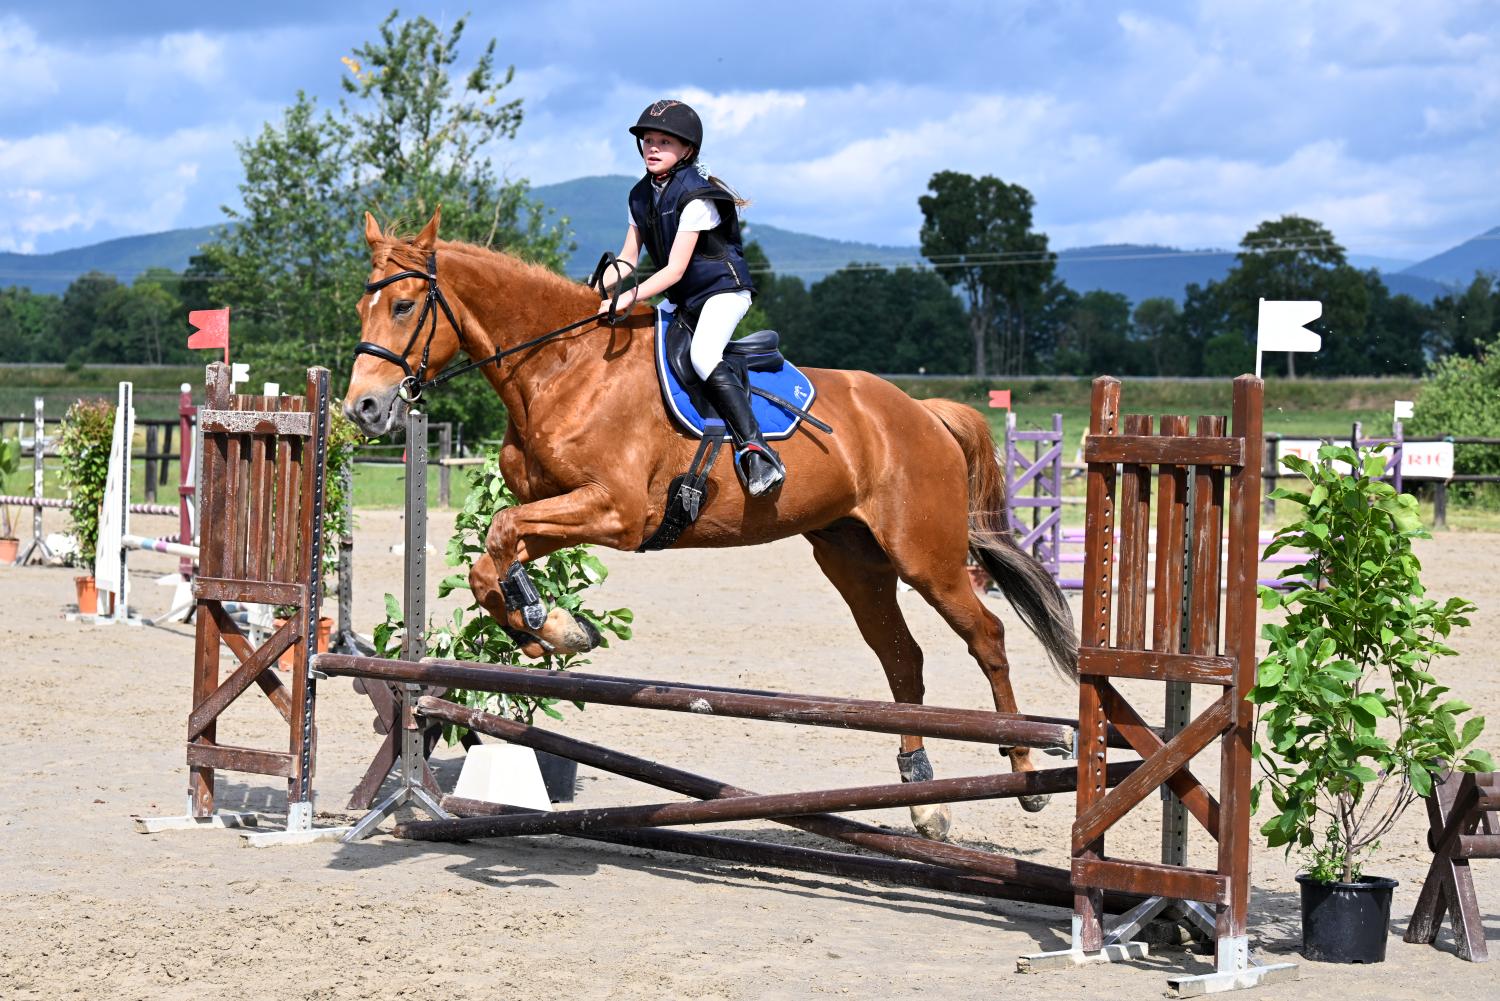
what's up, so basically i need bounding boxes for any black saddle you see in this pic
[664,313,785,420]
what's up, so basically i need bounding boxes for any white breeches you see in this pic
[689,290,753,380]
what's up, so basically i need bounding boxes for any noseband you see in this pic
[355,253,462,404]
[354,250,638,405]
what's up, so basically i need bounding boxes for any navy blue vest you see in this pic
[628,168,755,314]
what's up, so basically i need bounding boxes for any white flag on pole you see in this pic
[1256,299,1322,377]
[1394,400,1414,421]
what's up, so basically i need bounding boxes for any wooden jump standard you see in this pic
[137,363,352,845]
[1016,376,1296,994]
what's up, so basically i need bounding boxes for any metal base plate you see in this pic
[134,811,259,833]
[1167,962,1299,997]
[240,825,355,848]
[1017,942,1150,972]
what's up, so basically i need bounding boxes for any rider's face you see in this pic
[640,131,691,177]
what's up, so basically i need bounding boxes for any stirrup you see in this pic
[733,442,785,497]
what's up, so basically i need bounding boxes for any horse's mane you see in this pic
[377,235,591,301]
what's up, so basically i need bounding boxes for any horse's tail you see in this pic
[923,399,1079,680]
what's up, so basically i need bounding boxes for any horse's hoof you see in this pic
[1018,793,1051,814]
[545,609,599,654]
[911,803,952,842]
[576,614,602,650]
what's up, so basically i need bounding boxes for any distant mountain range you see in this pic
[3,174,1496,306]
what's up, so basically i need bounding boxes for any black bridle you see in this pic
[354,251,637,404]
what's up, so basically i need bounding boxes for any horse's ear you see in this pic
[364,212,383,250]
[413,206,442,250]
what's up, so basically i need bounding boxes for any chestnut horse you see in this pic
[344,209,1078,839]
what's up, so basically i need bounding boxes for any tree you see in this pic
[0,287,62,363]
[1133,297,1195,376]
[1351,271,1427,376]
[1407,331,1500,506]
[201,12,570,431]
[740,241,810,345]
[340,13,567,264]
[210,91,359,376]
[1180,280,1232,375]
[1219,215,1367,377]
[1427,275,1499,361]
[1066,290,1135,374]
[57,272,124,365]
[798,264,969,373]
[919,171,1054,376]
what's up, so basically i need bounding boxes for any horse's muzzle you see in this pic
[343,385,405,437]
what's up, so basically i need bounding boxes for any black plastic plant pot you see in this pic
[536,749,578,803]
[1297,873,1398,963]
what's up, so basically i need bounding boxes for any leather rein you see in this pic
[354,251,636,404]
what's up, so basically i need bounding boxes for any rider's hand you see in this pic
[596,287,638,318]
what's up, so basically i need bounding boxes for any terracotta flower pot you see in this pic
[75,575,98,615]
[0,537,18,563]
[275,615,333,671]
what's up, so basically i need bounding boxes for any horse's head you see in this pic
[344,208,465,436]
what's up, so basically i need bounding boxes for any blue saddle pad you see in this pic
[654,303,816,441]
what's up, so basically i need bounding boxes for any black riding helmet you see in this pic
[629,100,702,160]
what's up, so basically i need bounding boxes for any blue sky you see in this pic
[3,1,1498,261]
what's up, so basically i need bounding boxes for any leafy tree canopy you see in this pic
[203,10,571,435]
[919,171,1053,376]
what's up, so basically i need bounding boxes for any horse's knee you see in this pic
[483,511,517,564]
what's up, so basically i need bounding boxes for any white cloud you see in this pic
[157,32,228,86]
[677,88,809,137]
[0,17,60,106]
[0,123,238,252]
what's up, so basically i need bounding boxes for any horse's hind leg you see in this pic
[806,522,951,841]
[871,524,1054,813]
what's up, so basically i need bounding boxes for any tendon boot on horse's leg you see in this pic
[897,747,952,841]
[498,561,601,654]
[703,361,785,497]
[998,745,1051,813]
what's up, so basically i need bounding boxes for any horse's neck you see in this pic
[447,248,640,426]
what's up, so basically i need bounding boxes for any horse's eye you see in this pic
[394,300,415,317]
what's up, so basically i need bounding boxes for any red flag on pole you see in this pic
[988,389,1011,409]
[188,308,230,364]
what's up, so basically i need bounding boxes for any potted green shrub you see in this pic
[0,435,23,563]
[1252,443,1492,963]
[374,447,633,802]
[58,399,116,614]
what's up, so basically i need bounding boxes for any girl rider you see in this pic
[598,99,785,497]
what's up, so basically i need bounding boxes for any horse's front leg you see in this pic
[469,484,635,656]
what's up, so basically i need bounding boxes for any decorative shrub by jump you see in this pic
[58,398,116,569]
[0,434,22,539]
[321,411,363,581]
[1251,443,1493,884]
[374,447,633,735]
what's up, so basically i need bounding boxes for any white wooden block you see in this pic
[453,744,554,812]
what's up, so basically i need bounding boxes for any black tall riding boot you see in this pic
[702,360,786,497]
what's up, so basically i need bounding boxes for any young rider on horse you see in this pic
[597,99,785,497]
